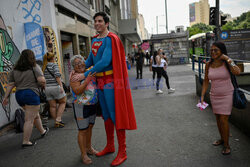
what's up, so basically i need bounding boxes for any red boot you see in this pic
[111,129,127,166]
[96,119,115,156]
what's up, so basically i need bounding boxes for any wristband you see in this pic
[230,61,236,67]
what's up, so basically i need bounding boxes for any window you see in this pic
[104,0,111,15]
[89,0,94,9]
[79,36,88,58]
[95,0,104,12]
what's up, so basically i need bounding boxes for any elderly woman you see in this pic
[70,55,98,165]
[42,52,66,128]
[3,49,49,147]
[201,41,240,155]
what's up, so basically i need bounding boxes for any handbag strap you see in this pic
[224,60,239,89]
[46,65,65,87]
[31,67,43,93]
[31,67,38,83]
[46,66,56,79]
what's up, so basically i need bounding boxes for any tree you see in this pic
[221,11,250,30]
[188,23,214,37]
[221,21,235,30]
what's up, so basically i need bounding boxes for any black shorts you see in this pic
[73,103,97,130]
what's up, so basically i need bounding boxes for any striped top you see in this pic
[44,62,61,87]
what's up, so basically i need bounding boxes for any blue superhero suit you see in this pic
[86,32,136,166]
[84,36,116,123]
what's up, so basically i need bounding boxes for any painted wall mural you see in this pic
[0,16,20,122]
[43,26,62,73]
[21,0,42,23]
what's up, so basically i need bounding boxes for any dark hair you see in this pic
[212,41,228,55]
[153,50,158,65]
[14,49,36,71]
[209,41,228,66]
[93,12,109,23]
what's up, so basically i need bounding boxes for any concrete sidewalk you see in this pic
[0,64,250,167]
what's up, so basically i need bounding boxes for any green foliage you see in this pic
[221,11,250,30]
[188,23,214,37]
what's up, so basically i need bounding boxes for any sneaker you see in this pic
[156,90,163,94]
[22,141,37,148]
[168,88,175,94]
[41,127,49,138]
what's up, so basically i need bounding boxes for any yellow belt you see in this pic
[96,70,113,77]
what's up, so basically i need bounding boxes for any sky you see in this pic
[138,0,250,34]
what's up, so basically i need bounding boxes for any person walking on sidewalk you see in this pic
[3,49,49,147]
[145,51,150,65]
[155,48,175,94]
[42,52,66,128]
[135,48,145,79]
[149,50,158,85]
[71,12,137,166]
[70,55,98,165]
[201,41,240,155]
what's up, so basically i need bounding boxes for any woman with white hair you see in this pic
[70,55,98,165]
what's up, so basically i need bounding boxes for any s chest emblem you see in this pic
[92,41,103,56]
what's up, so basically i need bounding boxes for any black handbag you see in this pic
[38,90,47,103]
[225,62,247,109]
[230,74,247,109]
[32,68,47,103]
[46,66,69,93]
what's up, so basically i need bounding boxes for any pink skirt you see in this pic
[210,93,233,115]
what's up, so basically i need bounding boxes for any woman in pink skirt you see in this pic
[201,42,240,155]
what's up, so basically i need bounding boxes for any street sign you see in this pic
[219,29,250,60]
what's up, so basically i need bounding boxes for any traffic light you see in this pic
[220,15,227,26]
[209,7,216,25]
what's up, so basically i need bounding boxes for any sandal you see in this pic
[212,139,224,146]
[55,121,65,128]
[222,146,231,155]
[87,147,98,155]
[81,155,92,165]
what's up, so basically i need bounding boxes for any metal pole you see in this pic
[215,0,220,40]
[165,0,168,33]
[156,16,158,34]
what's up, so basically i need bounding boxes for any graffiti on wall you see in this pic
[24,22,45,60]
[0,16,20,121]
[21,0,42,23]
[43,26,62,73]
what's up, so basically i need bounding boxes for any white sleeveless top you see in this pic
[156,58,166,68]
[151,56,157,67]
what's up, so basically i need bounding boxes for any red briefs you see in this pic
[96,74,114,91]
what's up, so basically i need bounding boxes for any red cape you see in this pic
[108,32,137,130]
[93,32,137,130]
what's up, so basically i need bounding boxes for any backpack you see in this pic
[14,108,25,133]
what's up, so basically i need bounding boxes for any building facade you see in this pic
[138,14,149,40]
[149,32,190,65]
[119,0,142,56]
[189,0,210,26]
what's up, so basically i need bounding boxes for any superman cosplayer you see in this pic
[80,12,137,166]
